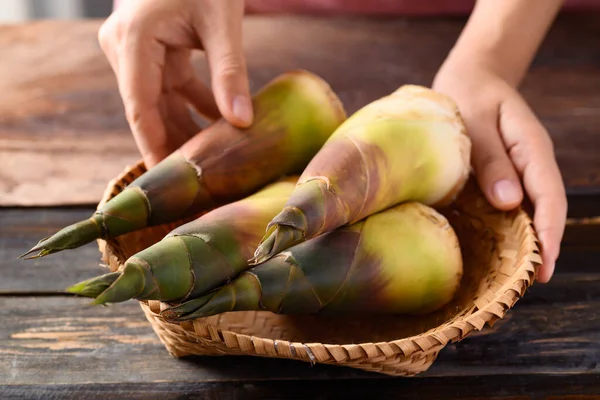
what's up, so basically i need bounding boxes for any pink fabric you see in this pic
[244,0,600,15]
[245,0,475,15]
[113,0,600,14]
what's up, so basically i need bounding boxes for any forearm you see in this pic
[442,0,564,86]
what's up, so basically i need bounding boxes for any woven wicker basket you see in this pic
[97,160,541,377]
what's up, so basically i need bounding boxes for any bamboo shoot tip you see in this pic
[18,240,52,260]
[251,224,304,265]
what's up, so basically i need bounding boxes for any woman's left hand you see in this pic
[433,61,567,283]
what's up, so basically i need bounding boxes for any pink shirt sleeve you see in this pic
[245,0,475,15]
[244,0,600,15]
[113,0,600,14]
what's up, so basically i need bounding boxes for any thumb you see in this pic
[198,1,253,128]
[469,114,524,211]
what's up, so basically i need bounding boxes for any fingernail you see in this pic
[538,260,555,283]
[493,180,521,205]
[547,260,556,278]
[232,95,253,125]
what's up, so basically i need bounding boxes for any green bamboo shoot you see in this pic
[161,202,463,321]
[21,70,346,259]
[65,177,299,304]
[250,84,471,264]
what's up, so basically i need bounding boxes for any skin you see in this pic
[100,0,251,167]
[104,0,567,283]
[431,0,568,283]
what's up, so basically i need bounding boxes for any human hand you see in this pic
[100,0,253,167]
[432,62,567,283]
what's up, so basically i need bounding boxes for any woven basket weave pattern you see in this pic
[97,161,541,377]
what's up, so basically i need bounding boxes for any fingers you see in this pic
[178,76,221,122]
[160,90,202,150]
[120,30,170,166]
[163,50,221,122]
[98,14,120,77]
[98,0,253,167]
[98,7,171,167]
[500,95,568,283]
[532,190,566,283]
[196,0,253,128]
[464,107,524,211]
[526,159,566,284]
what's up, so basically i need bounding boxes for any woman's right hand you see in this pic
[100,0,253,167]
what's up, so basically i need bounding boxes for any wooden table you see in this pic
[1,14,600,399]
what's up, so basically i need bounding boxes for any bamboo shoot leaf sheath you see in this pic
[66,177,299,305]
[21,70,347,259]
[161,202,464,321]
[250,85,472,264]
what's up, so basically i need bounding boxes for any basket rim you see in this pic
[97,159,542,363]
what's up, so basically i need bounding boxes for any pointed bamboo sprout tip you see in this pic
[160,306,197,322]
[158,293,219,321]
[18,239,52,260]
[64,271,121,299]
[250,224,304,265]
[91,297,109,306]
[64,282,85,295]
[20,218,102,261]
[159,309,179,321]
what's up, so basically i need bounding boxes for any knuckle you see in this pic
[461,107,499,140]
[474,144,515,179]
[469,104,496,121]
[97,17,116,50]
[507,141,528,169]
[124,103,142,126]
[461,94,498,119]
[477,152,504,171]
[98,9,150,51]
[215,53,245,78]
[125,12,149,39]
[525,126,555,156]
[98,13,131,50]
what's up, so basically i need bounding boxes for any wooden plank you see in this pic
[565,192,600,219]
[0,20,139,207]
[1,273,599,387]
[2,207,599,293]
[3,375,600,400]
[1,14,599,207]
[556,216,600,275]
[0,208,109,294]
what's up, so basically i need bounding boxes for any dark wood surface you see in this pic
[2,12,600,399]
[1,13,600,206]
[1,266,600,398]
[1,273,600,380]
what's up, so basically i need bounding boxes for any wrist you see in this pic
[439,0,564,88]
[433,50,500,94]
[437,44,520,91]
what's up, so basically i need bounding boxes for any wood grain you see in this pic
[0,283,599,386]
[0,21,138,207]
[1,14,599,206]
[0,208,108,294]
[2,205,600,395]
[4,375,600,400]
